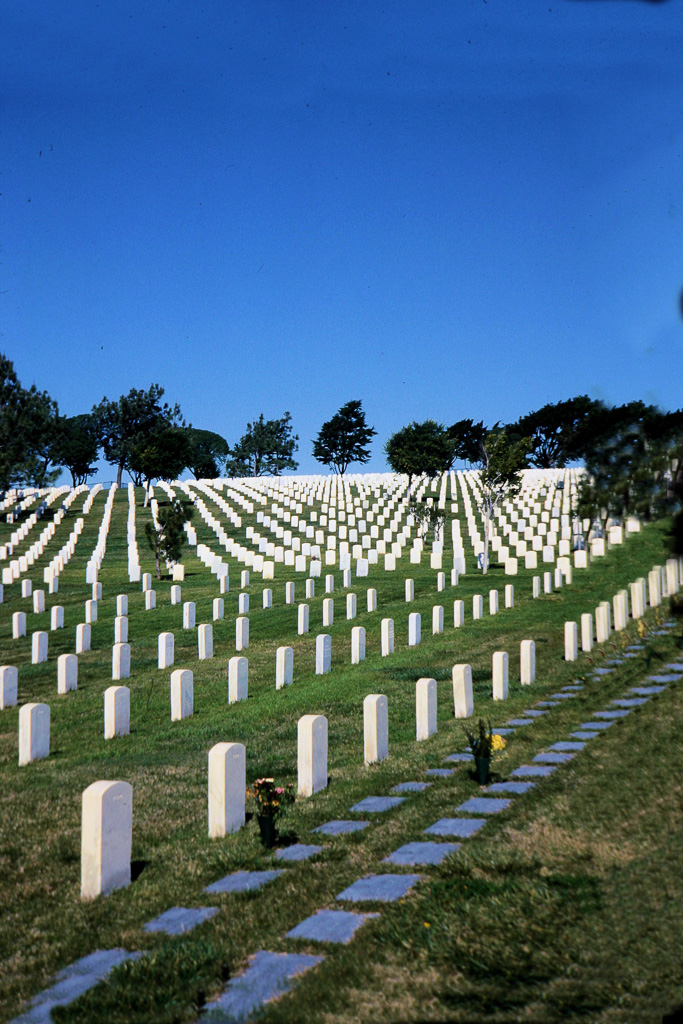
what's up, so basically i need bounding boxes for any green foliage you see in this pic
[144,497,194,578]
[129,427,191,489]
[183,428,229,478]
[384,420,456,486]
[312,399,376,475]
[50,414,100,486]
[508,395,602,468]
[0,353,60,491]
[227,412,298,477]
[92,385,184,486]
[463,718,507,758]
[448,418,487,464]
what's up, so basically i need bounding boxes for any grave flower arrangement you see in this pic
[249,778,295,847]
[464,719,506,784]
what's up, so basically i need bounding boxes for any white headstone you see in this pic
[504,584,514,609]
[240,570,250,589]
[315,633,332,674]
[58,653,78,693]
[305,579,315,599]
[117,594,128,616]
[213,597,224,621]
[364,694,388,764]
[595,605,610,643]
[263,588,273,609]
[408,612,421,647]
[367,588,377,612]
[142,572,152,592]
[76,622,91,654]
[405,579,414,602]
[325,574,334,594]
[208,742,245,838]
[171,669,193,720]
[112,642,131,680]
[416,677,437,741]
[581,613,593,652]
[19,702,50,765]
[473,595,483,620]
[183,602,196,629]
[452,664,473,718]
[532,576,541,598]
[297,714,328,796]
[85,599,97,624]
[381,617,394,657]
[492,651,508,700]
[22,579,33,598]
[453,600,465,627]
[51,605,64,630]
[346,593,357,620]
[297,603,309,635]
[92,582,103,601]
[32,631,48,664]
[520,640,535,685]
[0,665,18,708]
[351,626,366,664]
[114,615,128,644]
[33,589,45,614]
[432,605,444,635]
[564,621,578,662]
[276,646,294,688]
[198,623,213,660]
[81,780,132,899]
[158,631,174,669]
[171,585,182,606]
[322,597,334,627]
[104,685,130,739]
[236,616,249,650]
[228,656,248,702]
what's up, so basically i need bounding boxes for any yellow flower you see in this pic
[424,922,431,928]
[491,734,506,751]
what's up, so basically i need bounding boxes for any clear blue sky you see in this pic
[3,0,682,479]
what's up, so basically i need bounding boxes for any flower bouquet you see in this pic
[249,778,295,847]
[464,718,506,784]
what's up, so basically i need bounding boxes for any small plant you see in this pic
[248,778,295,819]
[464,718,506,759]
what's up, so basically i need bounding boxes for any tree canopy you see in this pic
[183,428,230,479]
[0,354,60,492]
[50,414,100,487]
[312,400,376,476]
[92,385,184,486]
[145,497,194,579]
[384,420,456,486]
[227,412,299,477]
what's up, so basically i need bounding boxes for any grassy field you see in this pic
[0,483,681,1023]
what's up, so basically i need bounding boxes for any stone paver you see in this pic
[275,844,322,862]
[202,950,323,1022]
[425,767,455,777]
[336,874,422,903]
[549,741,585,752]
[579,721,614,730]
[10,949,142,1024]
[286,909,378,945]
[312,820,369,836]
[506,718,536,727]
[144,907,219,935]
[648,674,682,683]
[384,840,461,866]
[511,765,558,778]
[629,686,666,695]
[492,727,516,736]
[349,796,405,814]
[423,818,487,838]
[535,701,560,708]
[611,697,649,707]
[455,797,511,815]
[391,781,431,793]
[487,781,536,794]
[204,870,283,895]
[444,752,473,763]
[593,709,631,719]
[522,709,547,717]
[549,693,576,700]
[533,751,574,764]
[591,668,613,677]
[571,731,601,740]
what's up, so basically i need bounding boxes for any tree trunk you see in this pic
[483,499,490,575]
[116,463,123,487]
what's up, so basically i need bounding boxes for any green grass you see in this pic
[0,484,681,1023]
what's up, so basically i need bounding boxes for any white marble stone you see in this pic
[322,597,334,627]
[228,656,248,702]
[505,584,514,609]
[183,602,196,629]
[81,780,132,900]
[408,612,421,647]
[453,600,465,627]
[263,588,273,609]
[32,631,48,664]
[315,633,332,674]
[104,685,130,739]
[0,665,18,708]
[51,605,64,630]
[405,579,414,602]
[520,640,535,685]
[58,653,78,693]
[85,599,98,624]
[416,677,437,741]
[492,651,508,700]
[112,642,131,680]
[564,621,578,662]
[208,742,245,838]
[452,663,473,718]
[76,622,91,654]
[198,623,213,660]
[19,702,50,765]
[473,595,483,620]
[145,589,156,611]
[114,615,128,644]
[381,617,394,657]
[298,603,309,635]
[346,593,357,620]
[367,588,377,612]
[351,626,366,664]
[276,646,293,689]
[432,605,444,635]
[298,714,328,796]
[117,594,128,616]
[489,589,499,615]
[364,694,388,764]
[171,668,193,720]
[33,589,45,614]
[236,616,249,650]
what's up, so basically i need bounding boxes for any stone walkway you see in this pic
[11,625,682,1024]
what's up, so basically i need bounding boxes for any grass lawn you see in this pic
[0,483,681,1023]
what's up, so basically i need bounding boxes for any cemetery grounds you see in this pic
[0,471,682,1024]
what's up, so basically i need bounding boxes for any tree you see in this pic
[129,427,192,502]
[184,428,230,478]
[92,385,183,487]
[227,412,299,477]
[507,396,602,468]
[50,414,100,486]
[312,400,376,476]
[470,428,532,574]
[145,497,194,580]
[448,418,487,464]
[0,354,60,493]
[384,420,457,491]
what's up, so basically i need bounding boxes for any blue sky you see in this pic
[3,0,682,479]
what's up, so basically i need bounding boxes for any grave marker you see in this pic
[316,634,332,674]
[492,651,508,700]
[112,642,131,680]
[104,685,130,739]
[58,653,78,693]
[228,656,248,703]
[276,646,293,688]
[351,626,366,664]
[198,623,213,660]
[158,632,174,669]
[364,694,388,764]
[452,664,473,718]
[171,669,193,720]
[520,640,535,685]
[408,612,421,646]
[298,714,328,796]
[81,780,132,900]
[416,678,437,740]
[32,631,48,664]
[0,665,18,708]
[208,742,246,838]
[19,702,50,765]
[381,618,394,657]
[76,622,91,653]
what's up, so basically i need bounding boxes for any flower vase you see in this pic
[257,813,277,848]
[474,756,491,785]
